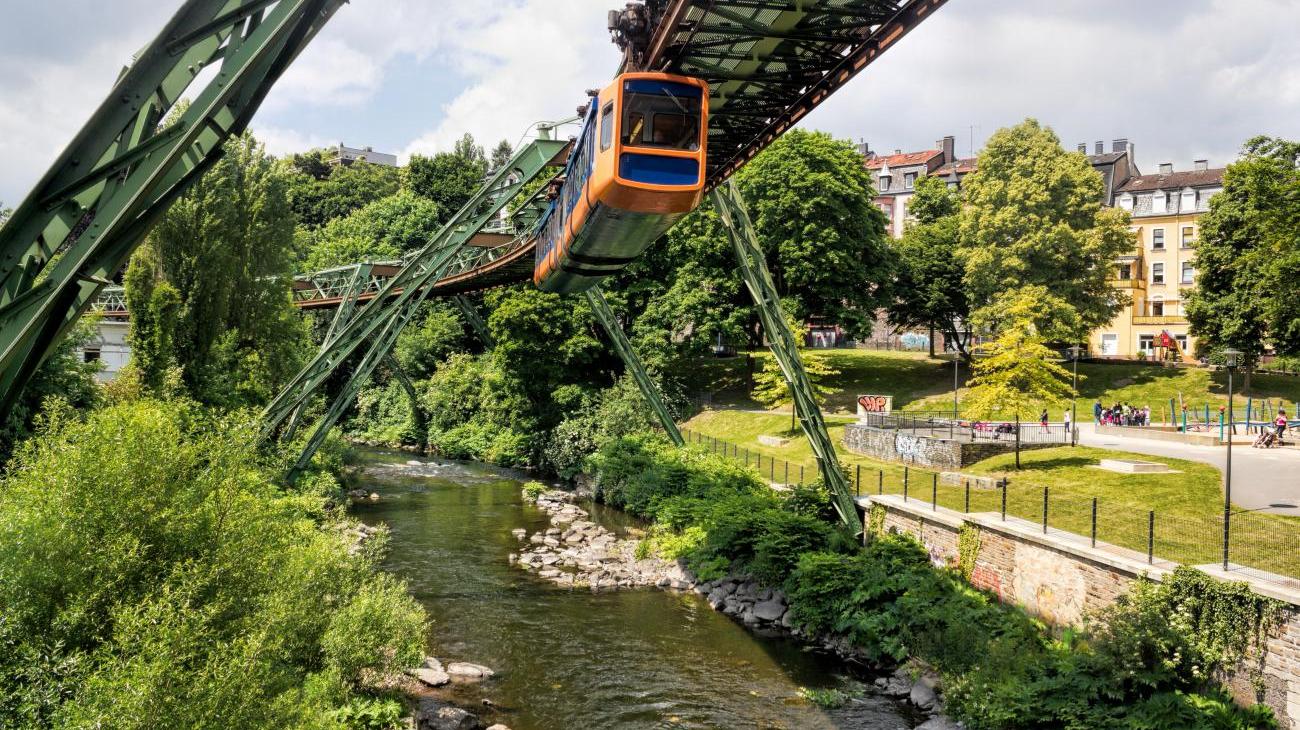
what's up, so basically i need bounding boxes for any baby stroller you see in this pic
[1254,429,1277,448]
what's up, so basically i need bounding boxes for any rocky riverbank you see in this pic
[512,487,960,729]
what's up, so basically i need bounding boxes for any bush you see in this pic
[0,400,427,729]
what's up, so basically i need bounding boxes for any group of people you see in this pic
[1094,401,1150,427]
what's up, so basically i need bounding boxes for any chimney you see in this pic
[1194,159,1208,171]
[1095,141,1104,154]
[856,139,873,158]
[1077,143,1087,153]
[939,135,956,165]
[1112,138,1128,154]
[1159,163,1174,174]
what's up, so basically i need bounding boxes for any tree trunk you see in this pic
[929,322,936,358]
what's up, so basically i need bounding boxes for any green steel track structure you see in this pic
[584,286,684,447]
[0,0,346,416]
[711,179,858,525]
[453,296,495,349]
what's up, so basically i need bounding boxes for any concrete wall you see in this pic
[842,423,1053,469]
[862,495,1300,727]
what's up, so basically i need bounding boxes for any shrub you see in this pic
[0,400,428,728]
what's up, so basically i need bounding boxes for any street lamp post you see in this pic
[951,352,959,439]
[1223,348,1242,571]
[1069,344,1083,447]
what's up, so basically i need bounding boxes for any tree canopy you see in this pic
[124,132,309,406]
[283,152,401,230]
[1185,135,1300,364]
[301,190,443,271]
[404,133,489,217]
[890,176,970,356]
[959,119,1134,338]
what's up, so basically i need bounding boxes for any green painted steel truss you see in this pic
[711,179,858,527]
[0,0,346,415]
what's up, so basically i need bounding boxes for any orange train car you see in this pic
[533,72,709,293]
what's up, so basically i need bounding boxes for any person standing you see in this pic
[1063,408,1072,442]
[1093,400,1103,424]
[1040,408,1050,433]
[1276,408,1289,442]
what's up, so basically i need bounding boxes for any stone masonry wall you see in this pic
[843,423,1052,469]
[866,495,1300,728]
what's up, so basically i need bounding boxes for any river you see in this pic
[352,449,919,730]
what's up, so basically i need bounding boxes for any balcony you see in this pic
[1132,315,1188,326]
[1108,278,1146,290]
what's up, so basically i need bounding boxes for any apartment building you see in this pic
[1091,161,1224,361]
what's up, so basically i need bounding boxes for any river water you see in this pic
[353,449,917,730]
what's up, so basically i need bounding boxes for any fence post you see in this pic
[932,473,938,511]
[878,469,883,495]
[856,465,862,497]
[1090,498,1098,548]
[1000,480,1007,521]
[964,480,970,514]
[1147,511,1155,564]
[770,458,774,482]
[904,472,909,502]
[1042,487,1049,533]
[799,465,804,485]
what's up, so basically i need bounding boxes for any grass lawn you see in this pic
[681,408,1300,579]
[684,349,1300,423]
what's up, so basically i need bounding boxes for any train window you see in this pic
[622,92,700,151]
[600,103,614,151]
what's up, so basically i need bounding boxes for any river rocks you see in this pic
[915,717,960,730]
[910,678,938,711]
[752,597,786,622]
[415,700,480,730]
[446,662,495,679]
[510,528,526,541]
[485,725,512,730]
[347,488,380,503]
[410,666,451,687]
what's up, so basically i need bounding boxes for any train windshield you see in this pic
[622,91,701,151]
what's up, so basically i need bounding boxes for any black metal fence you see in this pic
[680,429,1300,586]
[856,412,1073,445]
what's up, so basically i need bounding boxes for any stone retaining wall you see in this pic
[843,423,1053,469]
[862,495,1300,728]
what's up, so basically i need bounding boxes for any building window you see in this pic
[1181,261,1194,284]
[1151,262,1165,285]
[83,350,101,363]
[1100,334,1118,356]
[879,175,891,191]
[1138,335,1155,353]
[1118,263,1132,280]
[1175,334,1189,353]
[1181,226,1195,247]
[1151,300,1164,316]
[904,172,917,189]
[1152,228,1165,250]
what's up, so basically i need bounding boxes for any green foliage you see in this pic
[0,317,100,462]
[394,301,467,380]
[303,190,443,271]
[332,696,404,730]
[891,177,969,355]
[1186,136,1300,362]
[284,152,402,230]
[403,134,488,215]
[959,119,1135,336]
[0,400,426,729]
[734,129,893,336]
[956,523,981,582]
[963,286,1078,422]
[749,304,839,410]
[521,481,547,502]
[350,378,421,447]
[797,686,852,709]
[123,132,310,408]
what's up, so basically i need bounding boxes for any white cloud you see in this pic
[249,125,336,159]
[399,0,617,159]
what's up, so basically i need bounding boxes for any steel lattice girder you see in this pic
[0,0,345,416]
[262,138,569,437]
[639,0,947,190]
[710,179,858,527]
[584,286,684,447]
[453,296,494,348]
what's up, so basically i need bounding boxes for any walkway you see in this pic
[1075,422,1300,516]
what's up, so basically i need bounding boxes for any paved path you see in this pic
[1075,423,1300,516]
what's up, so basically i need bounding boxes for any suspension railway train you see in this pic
[532,72,709,293]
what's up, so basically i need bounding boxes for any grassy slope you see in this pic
[681,409,1299,576]
[695,349,1300,420]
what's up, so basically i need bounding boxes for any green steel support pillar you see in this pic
[710,180,857,526]
[384,353,426,441]
[288,296,423,481]
[453,295,494,349]
[262,138,567,437]
[584,286,683,447]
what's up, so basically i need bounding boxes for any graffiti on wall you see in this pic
[857,394,893,416]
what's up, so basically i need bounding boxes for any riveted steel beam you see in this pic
[585,286,683,447]
[710,179,857,526]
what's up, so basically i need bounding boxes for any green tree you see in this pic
[394,301,467,380]
[302,190,443,271]
[959,119,1134,338]
[890,176,970,358]
[124,132,310,407]
[404,133,488,216]
[0,317,100,461]
[750,305,840,431]
[489,139,514,170]
[0,399,427,728]
[962,286,1078,467]
[283,153,402,230]
[1186,136,1300,374]
[734,129,893,336]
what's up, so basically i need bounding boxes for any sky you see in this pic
[3,0,1300,205]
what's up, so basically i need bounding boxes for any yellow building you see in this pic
[1090,161,1224,361]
